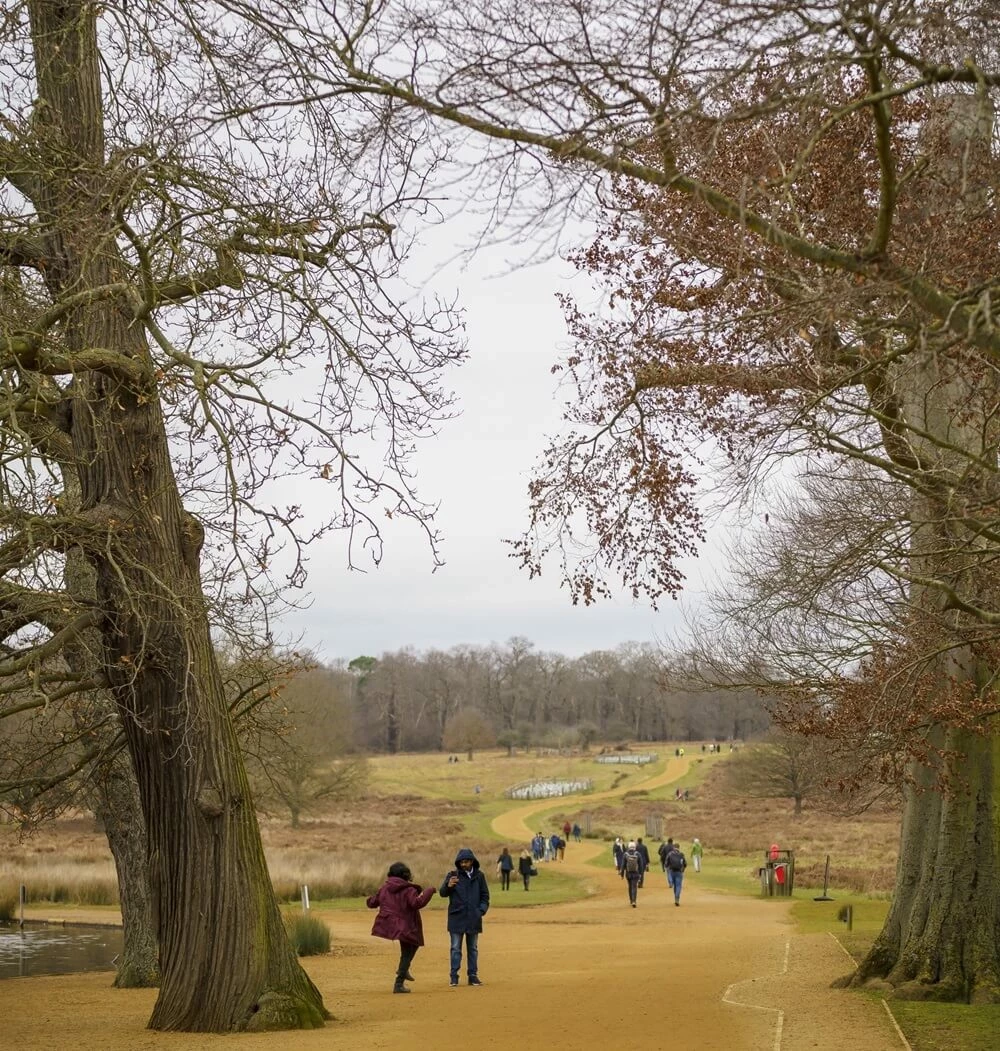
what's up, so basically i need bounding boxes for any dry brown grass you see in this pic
[0,790,492,906]
[0,745,902,904]
[583,758,900,893]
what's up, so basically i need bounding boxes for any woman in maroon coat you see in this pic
[367,861,436,993]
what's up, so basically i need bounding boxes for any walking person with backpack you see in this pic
[664,842,687,906]
[657,837,675,873]
[618,840,645,907]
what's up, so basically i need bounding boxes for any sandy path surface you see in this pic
[1,757,906,1050]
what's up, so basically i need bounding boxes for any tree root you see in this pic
[242,990,331,1032]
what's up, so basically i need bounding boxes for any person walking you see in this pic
[440,848,490,986]
[366,861,436,994]
[562,820,572,842]
[618,840,645,907]
[518,848,534,890]
[691,838,704,873]
[664,841,687,906]
[657,837,675,873]
[635,837,651,887]
[572,822,581,842]
[612,836,625,870]
[496,846,514,890]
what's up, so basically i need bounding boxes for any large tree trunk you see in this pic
[64,420,159,989]
[854,725,1000,1002]
[853,181,1000,999]
[89,750,160,988]
[28,0,326,1031]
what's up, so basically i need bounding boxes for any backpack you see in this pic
[666,850,685,872]
[624,850,640,874]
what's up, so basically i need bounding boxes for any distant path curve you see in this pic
[491,752,690,848]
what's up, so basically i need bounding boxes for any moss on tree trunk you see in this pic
[853,727,1000,1003]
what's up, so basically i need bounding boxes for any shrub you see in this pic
[284,912,331,956]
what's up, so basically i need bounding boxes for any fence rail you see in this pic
[504,778,594,800]
[594,753,658,765]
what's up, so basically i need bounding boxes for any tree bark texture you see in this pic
[27,0,327,1030]
[855,728,1000,1002]
[88,749,160,988]
[64,445,160,988]
[853,332,1000,1000]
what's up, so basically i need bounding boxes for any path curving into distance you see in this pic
[0,754,908,1051]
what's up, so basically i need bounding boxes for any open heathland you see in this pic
[3,746,996,1048]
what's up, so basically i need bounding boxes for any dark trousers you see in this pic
[500,870,511,889]
[625,874,640,904]
[522,873,530,889]
[397,941,419,979]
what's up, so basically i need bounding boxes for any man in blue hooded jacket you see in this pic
[439,847,490,986]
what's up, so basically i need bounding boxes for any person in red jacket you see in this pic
[367,862,436,994]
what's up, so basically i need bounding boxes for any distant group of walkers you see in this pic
[613,834,704,908]
[529,829,570,862]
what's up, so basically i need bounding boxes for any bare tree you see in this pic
[314,0,1000,1001]
[246,665,367,827]
[725,733,843,817]
[442,707,496,759]
[0,0,463,1031]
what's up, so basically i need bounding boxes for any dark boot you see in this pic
[404,971,415,981]
[393,978,410,994]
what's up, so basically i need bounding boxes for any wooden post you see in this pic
[814,855,834,901]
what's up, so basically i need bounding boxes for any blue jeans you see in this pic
[450,931,479,978]
[667,869,684,902]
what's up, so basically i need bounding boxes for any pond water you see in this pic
[0,922,122,980]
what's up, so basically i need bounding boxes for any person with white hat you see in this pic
[618,840,645,907]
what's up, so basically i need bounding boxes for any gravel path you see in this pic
[1,757,907,1050]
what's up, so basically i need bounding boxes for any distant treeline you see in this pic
[316,637,771,754]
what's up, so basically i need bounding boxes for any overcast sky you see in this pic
[275,227,728,665]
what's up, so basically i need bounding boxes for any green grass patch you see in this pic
[890,1001,1000,1051]
[478,864,589,907]
[283,911,331,955]
[787,893,1000,1050]
[307,862,592,915]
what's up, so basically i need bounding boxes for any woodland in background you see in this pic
[339,638,770,754]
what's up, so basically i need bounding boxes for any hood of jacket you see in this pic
[454,847,480,870]
[382,875,418,896]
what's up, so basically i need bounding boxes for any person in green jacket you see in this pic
[691,838,704,872]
